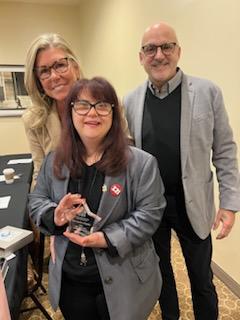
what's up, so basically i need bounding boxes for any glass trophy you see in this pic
[68,201,101,236]
[67,201,102,266]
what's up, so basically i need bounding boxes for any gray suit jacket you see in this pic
[123,73,240,239]
[28,146,166,320]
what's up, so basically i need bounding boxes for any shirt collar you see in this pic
[148,68,183,99]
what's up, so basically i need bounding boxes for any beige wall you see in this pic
[0,0,239,284]
[0,1,81,153]
[78,0,240,285]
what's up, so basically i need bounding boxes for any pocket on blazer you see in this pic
[193,111,213,122]
[130,242,158,283]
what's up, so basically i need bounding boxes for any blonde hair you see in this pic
[24,33,83,128]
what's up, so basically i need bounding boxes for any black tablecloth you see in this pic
[0,182,30,229]
[0,153,33,320]
[0,153,33,185]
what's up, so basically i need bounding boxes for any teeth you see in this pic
[53,84,64,90]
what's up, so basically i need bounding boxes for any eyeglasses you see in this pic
[34,57,70,80]
[142,42,177,57]
[71,100,114,116]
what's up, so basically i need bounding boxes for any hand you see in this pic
[63,230,107,248]
[212,208,236,239]
[54,193,84,226]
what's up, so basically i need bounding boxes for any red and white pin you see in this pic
[110,183,123,197]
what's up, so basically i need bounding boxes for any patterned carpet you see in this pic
[19,236,240,319]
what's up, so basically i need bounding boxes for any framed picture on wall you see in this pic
[0,65,32,117]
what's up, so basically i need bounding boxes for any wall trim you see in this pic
[211,261,240,298]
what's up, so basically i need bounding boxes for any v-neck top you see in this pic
[62,163,105,283]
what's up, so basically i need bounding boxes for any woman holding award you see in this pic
[28,77,166,320]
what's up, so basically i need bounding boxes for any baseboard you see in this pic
[211,261,240,298]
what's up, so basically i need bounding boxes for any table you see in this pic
[0,153,33,320]
[0,153,33,184]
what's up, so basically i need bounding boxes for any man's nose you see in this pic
[154,47,165,59]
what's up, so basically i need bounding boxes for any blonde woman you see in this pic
[23,33,82,185]
[23,33,83,271]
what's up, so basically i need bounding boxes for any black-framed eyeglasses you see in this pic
[34,57,70,80]
[71,100,114,116]
[142,42,177,57]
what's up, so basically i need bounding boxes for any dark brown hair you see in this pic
[54,77,129,178]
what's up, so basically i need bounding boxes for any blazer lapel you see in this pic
[134,81,148,148]
[93,174,126,230]
[46,104,61,149]
[180,74,194,173]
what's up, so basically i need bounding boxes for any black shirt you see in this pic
[142,85,182,195]
[41,163,104,283]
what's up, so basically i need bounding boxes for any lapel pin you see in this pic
[110,183,123,197]
[102,184,107,192]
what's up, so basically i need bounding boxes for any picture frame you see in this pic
[0,65,32,117]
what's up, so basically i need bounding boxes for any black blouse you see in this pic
[41,163,104,283]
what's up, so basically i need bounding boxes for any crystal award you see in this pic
[67,201,102,266]
[68,201,102,236]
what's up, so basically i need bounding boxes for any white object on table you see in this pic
[0,196,11,209]
[7,158,32,165]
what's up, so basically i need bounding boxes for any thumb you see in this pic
[213,212,221,230]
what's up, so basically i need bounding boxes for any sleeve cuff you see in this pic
[102,231,119,257]
[40,207,68,235]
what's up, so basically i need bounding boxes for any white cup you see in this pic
[2,168,15,184]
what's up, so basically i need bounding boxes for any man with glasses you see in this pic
[123,22,240,320]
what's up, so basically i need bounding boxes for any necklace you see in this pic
[78,165,99,266]
[85,152,102,166]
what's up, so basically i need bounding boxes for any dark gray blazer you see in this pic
[123,73,240,239]
[28,146,166,320]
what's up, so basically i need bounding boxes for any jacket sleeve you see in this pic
[28,153,58,235]
[211,85,240,211]
[22,119,45,186]
[103,152,166,258]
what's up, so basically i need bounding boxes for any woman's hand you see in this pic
[54,193,84,226]
[63,230,107,248]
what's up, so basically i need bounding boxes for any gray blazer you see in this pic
[123,73,240,239]
[28,146,166,320]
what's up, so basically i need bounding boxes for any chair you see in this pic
[21,231,52,320]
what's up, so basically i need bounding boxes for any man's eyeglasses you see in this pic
[71,100,114,116]
[142,42,177,57]
[34,57,70,80]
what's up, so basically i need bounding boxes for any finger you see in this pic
[216,224,231,239]
[64,205,84,221]
[216,231,226,240]
[60,193,81,208]
[63,231,85,245]
[213,215,220,230]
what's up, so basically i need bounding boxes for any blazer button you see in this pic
[96,248,103,255]
[104,277,113,284]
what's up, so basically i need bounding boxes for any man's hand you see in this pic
[63,231,107,248]
[212,208,236,239]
